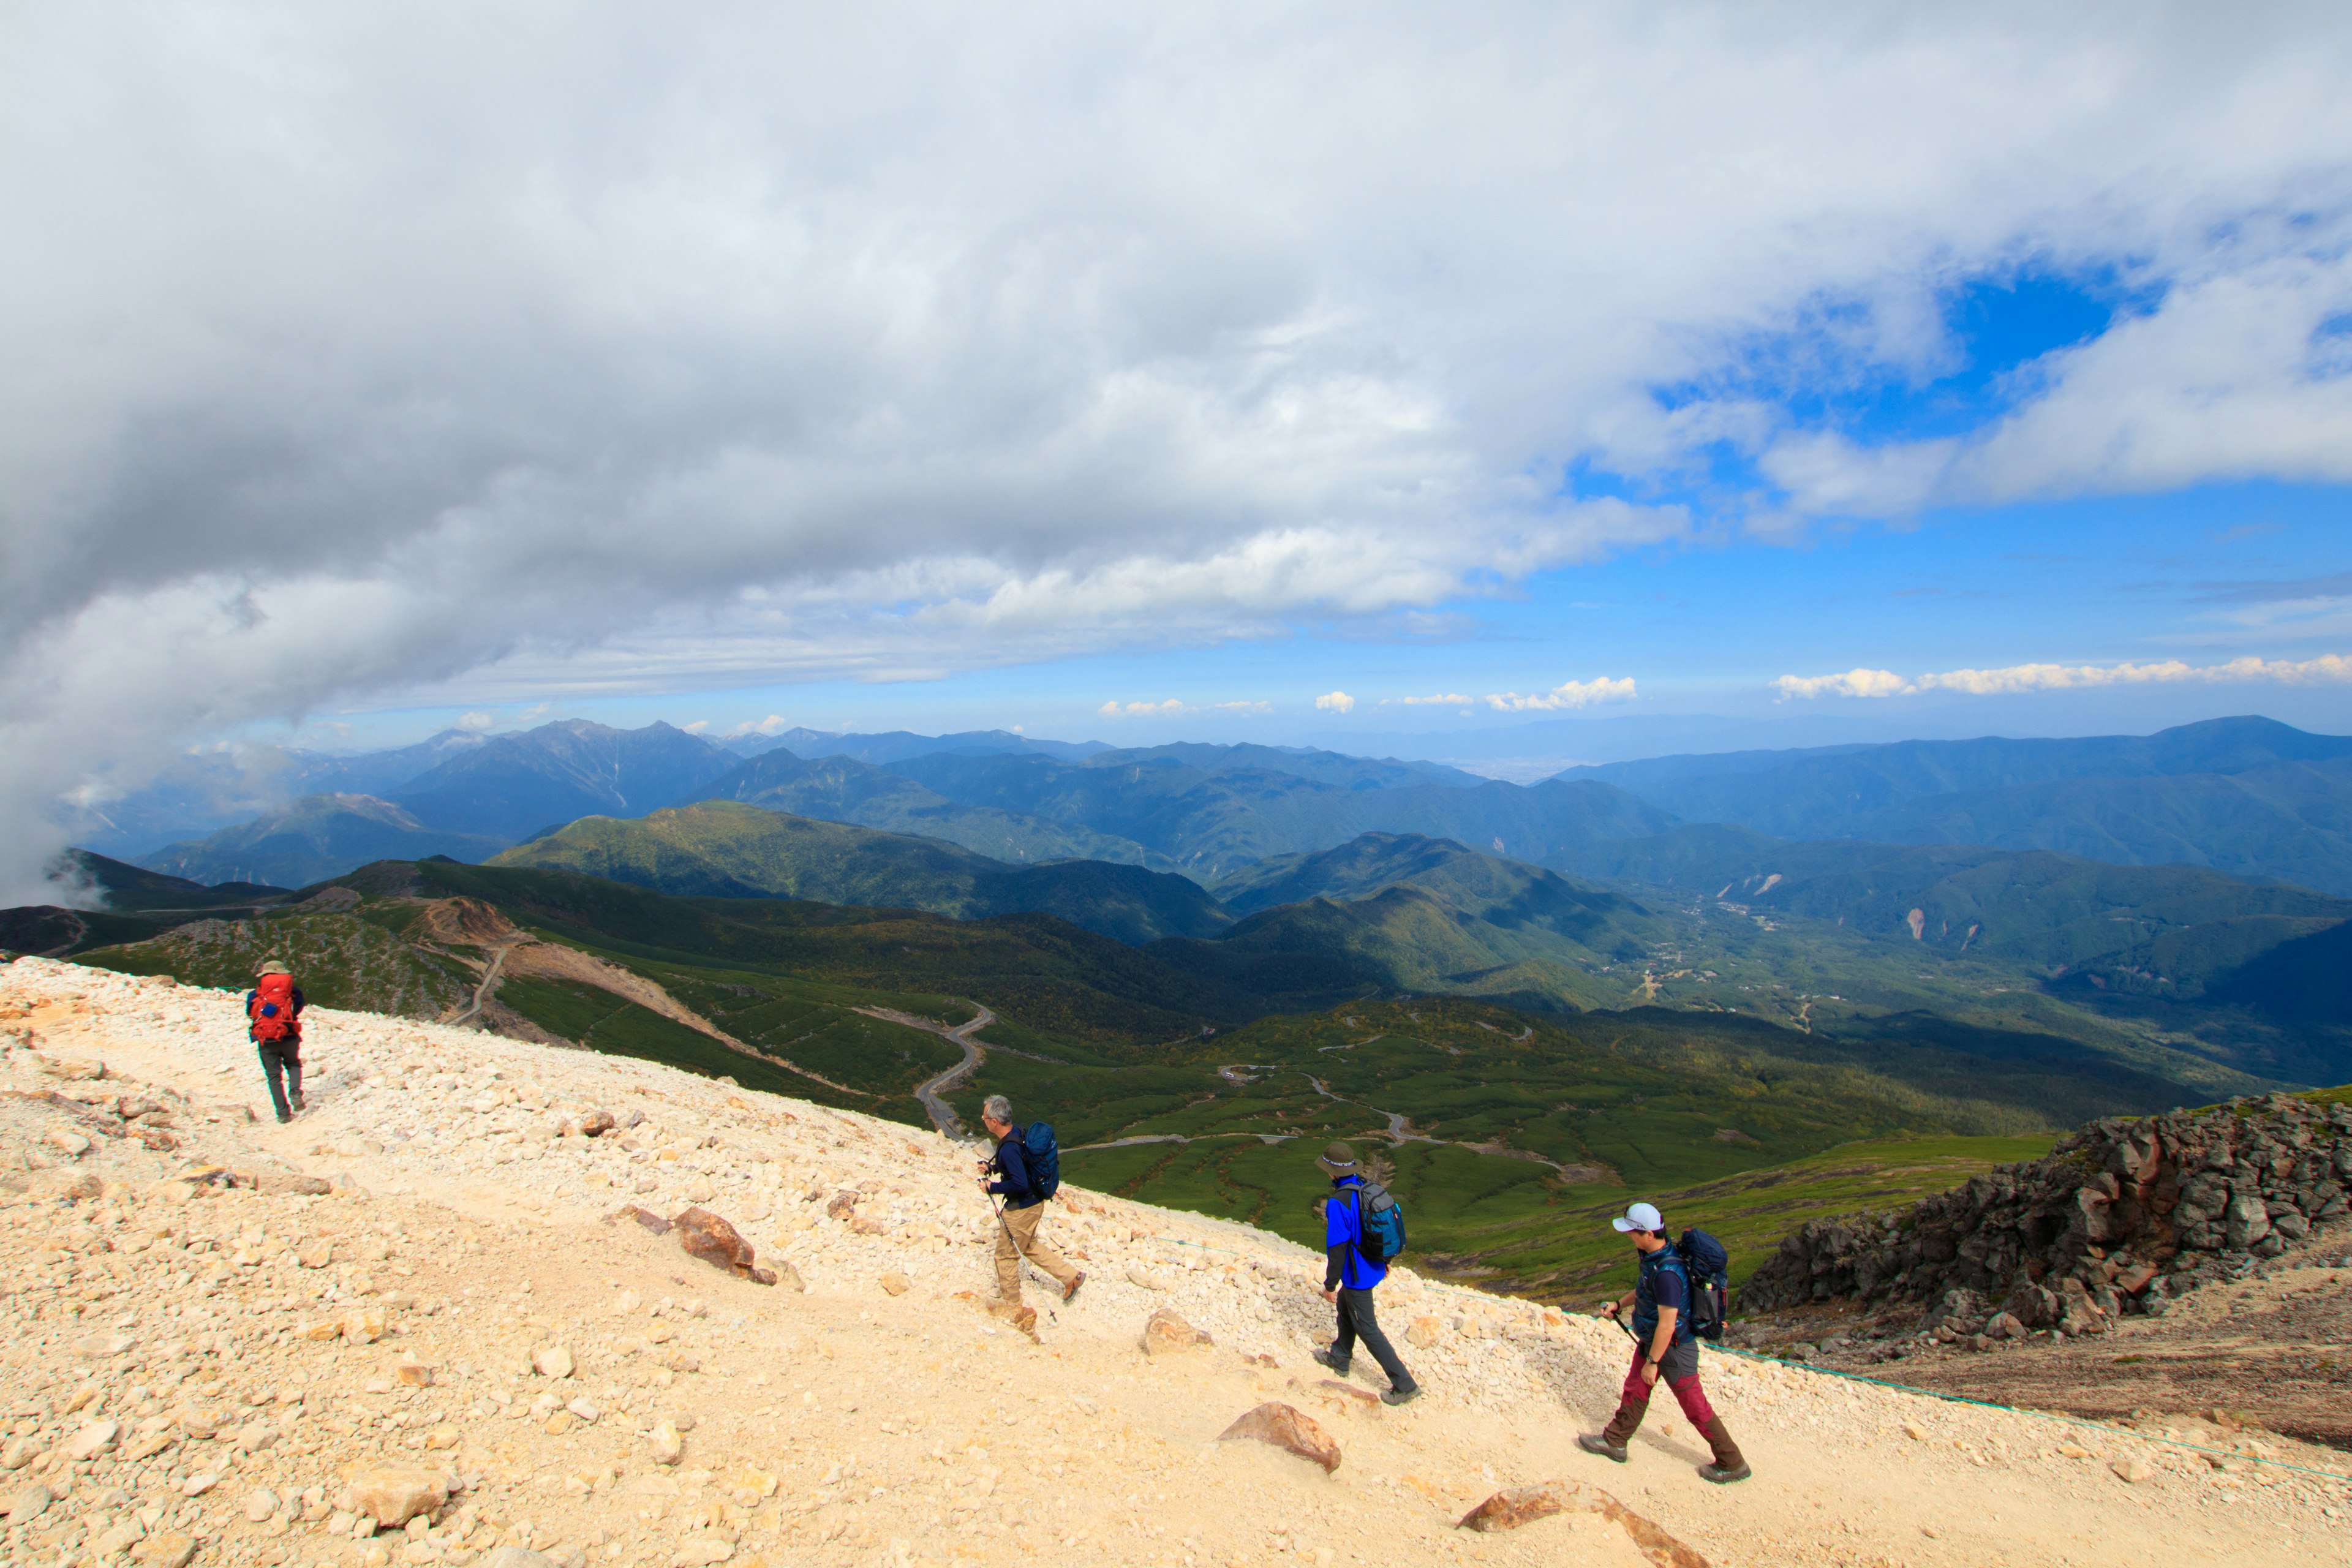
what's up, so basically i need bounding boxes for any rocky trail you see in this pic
[0,957,2346,1568]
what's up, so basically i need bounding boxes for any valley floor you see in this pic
[3,956,2348,1568]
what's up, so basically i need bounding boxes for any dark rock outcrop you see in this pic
[1743,1093,2352,1338]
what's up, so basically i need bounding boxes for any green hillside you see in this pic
[493,801,1232,943]
[993,996,2094,1298]
[688,751,1159,867]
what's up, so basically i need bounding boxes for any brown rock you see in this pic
[395,1359,436,1387]
[258,1173,333,1196]
[621,1205,673,1234]
[1140,1308,1212,1357]
[674,1207,777,1284]
[344,1466,448,1527]
[772,1260,806,1292]
[1404,1314,1441,1349]
[879,1270,911,1296]
[1458,1481,1573,1532]
[825,1190,859,1220]
[1217,1402,1340,1473]
[578,1110,616,1137]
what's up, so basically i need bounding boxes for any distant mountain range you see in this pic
[1555,715,2352,894]
[58,710,2352,1078]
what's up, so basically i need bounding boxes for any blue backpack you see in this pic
[1019,1122,1060,1200]
[1675,1228,1731,1340]
[1351,1182,1408,1265]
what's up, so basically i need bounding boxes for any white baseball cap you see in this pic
[1611,1202,1664,1234]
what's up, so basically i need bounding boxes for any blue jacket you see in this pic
[1633,1245,1693,1345]
[1322,1175,1389,1292]
[988,1130,1041,1210]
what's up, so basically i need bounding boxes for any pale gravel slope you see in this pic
[2,955,2348,1568]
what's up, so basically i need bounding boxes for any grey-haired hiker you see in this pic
[1580,1201,1751,1483]
[1310,1140,1421,1406]
[245,957,307,1124]
[977,1095,1085,1308]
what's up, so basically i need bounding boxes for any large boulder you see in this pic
[1217,1403,1340,1472]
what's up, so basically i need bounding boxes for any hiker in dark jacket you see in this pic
[244,957,308,1124]
[1310,1141,1420,1406]
[978,1095,1084,1307]
[1580,1201,1750,1482]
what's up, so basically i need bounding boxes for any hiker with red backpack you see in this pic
[1310,1140,1422,1406]
[978,1095,1085,1308]
[246,958,308,1124]
[1580,1201,1751,1483]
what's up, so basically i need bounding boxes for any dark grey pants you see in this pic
[1331,1286,1416,1392]
[257,1041,302,1120]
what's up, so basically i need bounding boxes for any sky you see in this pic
[5,2,2352,894]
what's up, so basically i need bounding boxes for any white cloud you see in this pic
[455,711,497,733]
[1314,691,1356,714]
[682,720,710,734]
[1483,676,1637,712]
[6,4,2352,893]
[1382,693,1476,707]
[1773,653,2352,699]
[1096,697,1272,718]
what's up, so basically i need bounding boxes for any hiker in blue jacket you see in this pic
[978,1095,1084,1308]
[1579,1201,1750,1482]
[1310,1141,1421,1406]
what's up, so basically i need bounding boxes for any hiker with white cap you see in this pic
[1309,1140,1421,1406]
[1579,1200,1751,1483]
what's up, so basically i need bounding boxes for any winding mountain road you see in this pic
[856,1003,998,1137]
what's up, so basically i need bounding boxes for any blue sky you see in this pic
[8,4,2352,895]
[323,477,2352,768]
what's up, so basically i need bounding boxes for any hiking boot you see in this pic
[1063,1272,1087,1304]
[1577,1433,1628,1463]
[1381,1385,1422,1407]
[1698,1416,1749,1483]
[274,1112,292,1125]
[1311,1348,1349,1376]
[291,1093,306,1112]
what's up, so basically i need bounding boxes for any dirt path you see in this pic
[855,1002,997,1136]
[438,939,517,1027]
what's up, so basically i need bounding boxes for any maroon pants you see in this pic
[1616,1345,1716,1427]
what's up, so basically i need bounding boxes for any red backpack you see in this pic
[249,973,299,1042]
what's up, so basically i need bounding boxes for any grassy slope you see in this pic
[975,994,2183,1300]
[493,801,1234,943]
[686,752,1157,867]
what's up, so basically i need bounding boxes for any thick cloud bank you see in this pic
[4,2,2351,899]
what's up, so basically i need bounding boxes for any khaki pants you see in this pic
[994,1200,1078,1303]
